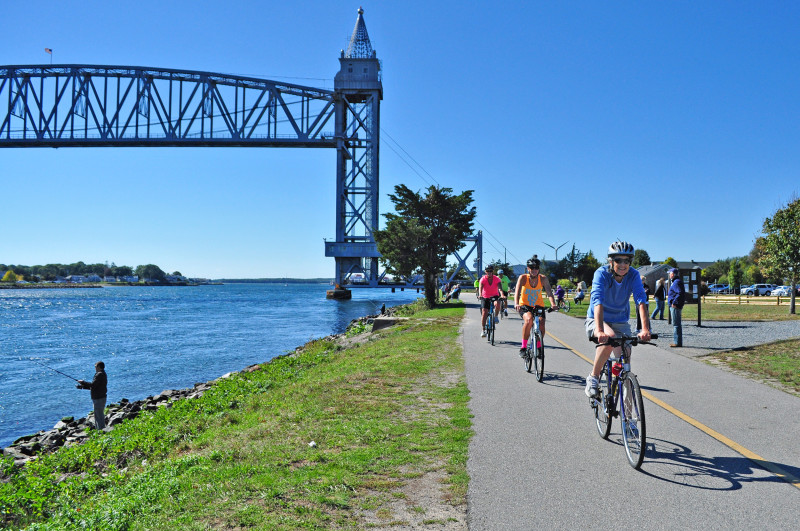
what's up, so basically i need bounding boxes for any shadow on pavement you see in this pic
[534,372,585,389]
[636,438,800,491]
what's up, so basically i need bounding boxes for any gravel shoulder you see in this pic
[639,317,800,357]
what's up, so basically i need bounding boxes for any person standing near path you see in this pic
[668,268,685,347]
[77,361,107,429]
[514,257,557,356]
[584,241,651,397]
[651,277,666,320]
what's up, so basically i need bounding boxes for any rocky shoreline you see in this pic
[1,308,397,468]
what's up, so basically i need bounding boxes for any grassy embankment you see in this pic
[1,300,471,529]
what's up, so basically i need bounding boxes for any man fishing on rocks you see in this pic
[76,361,107,430]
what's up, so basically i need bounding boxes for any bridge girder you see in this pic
[0,11,384,290]
[0,65,338,147]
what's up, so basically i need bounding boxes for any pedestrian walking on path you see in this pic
[651,276,666,320]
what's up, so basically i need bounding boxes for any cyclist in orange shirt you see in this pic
[514,257,557,355]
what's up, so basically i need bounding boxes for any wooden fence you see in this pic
[701,294,796,305]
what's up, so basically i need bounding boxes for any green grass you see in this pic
[1,300,471,530]
[703,337,800,397]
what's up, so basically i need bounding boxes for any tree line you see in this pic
[0,262,176,283]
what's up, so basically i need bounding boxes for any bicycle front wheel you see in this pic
[533,332,545,382]
[621,373,647,469]
[594,367,612,439]
[562,300,570,312]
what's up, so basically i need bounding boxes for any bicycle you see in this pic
[522,306,553,381]
[588,333,658,469]
[556,297,570,313]
[484,296,500,345]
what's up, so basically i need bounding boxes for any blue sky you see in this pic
[2,1,798,278]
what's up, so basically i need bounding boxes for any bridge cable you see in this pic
[380,127,525,266]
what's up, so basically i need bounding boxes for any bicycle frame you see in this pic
[602,344,633,420]
[484,296,500,345]
[522,305,549,379]
[590,333,657,469]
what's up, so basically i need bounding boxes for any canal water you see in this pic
[0,283,421,448]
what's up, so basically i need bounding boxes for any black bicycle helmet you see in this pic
[526,258,541,269]
[607,240,635,257]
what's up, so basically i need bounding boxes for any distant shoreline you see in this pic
[0,284,102,289]
[216,278,332,284]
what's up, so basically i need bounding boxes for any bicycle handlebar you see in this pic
[522,305,555,315]
[590,333,658,347]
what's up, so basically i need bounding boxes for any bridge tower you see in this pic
[326,8,383,297]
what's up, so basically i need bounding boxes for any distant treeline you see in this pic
[1,262,175,282]
[217,278,332,284]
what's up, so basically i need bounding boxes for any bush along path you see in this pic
[0,300,471,530]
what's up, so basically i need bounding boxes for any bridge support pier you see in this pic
[326,288,352,300]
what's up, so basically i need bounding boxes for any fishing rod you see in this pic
[27,358,81,383]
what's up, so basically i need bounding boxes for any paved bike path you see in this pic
[462,300,799,529]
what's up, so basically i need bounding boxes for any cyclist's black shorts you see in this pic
[519,305,546,319]
[482,296,500,310]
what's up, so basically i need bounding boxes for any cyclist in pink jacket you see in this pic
[478,265,504,337]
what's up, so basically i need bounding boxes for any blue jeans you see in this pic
[650,299,665,320]
[92,397,107,429]
[670,306,682,346]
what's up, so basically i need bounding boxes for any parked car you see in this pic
[771,286,791,296]
[708,284,731,294]
[740,283,776,296]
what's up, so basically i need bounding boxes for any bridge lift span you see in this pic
[0,8,477,298]
[0,9,383,294]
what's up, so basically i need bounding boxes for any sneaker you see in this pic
[504,310,509,317]
[584,375,599,398]
[481,330,487,337]
[494,317,500,324]
[519,347,527,357]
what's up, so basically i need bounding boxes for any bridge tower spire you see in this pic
[326,7,383,295]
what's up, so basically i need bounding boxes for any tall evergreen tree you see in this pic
[374,185,476,307]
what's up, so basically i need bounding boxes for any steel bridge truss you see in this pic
[0,64,384,287]
[0,65,341,147]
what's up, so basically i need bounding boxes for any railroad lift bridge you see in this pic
[0,8,481,298]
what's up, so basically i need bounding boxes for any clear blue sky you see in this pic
[2,1,798,278]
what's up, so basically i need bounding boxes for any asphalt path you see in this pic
[463,299,799,530]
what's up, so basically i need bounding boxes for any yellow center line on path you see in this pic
[546,331,800,491]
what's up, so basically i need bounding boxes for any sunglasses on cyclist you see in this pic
[612,257,631,265]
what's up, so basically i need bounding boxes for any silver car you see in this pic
[771,286,791,296]
[740,283,776,296]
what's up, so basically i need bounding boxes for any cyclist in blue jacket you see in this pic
[584,241,651,397]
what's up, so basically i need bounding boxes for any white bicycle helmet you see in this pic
[607,240,635,257]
